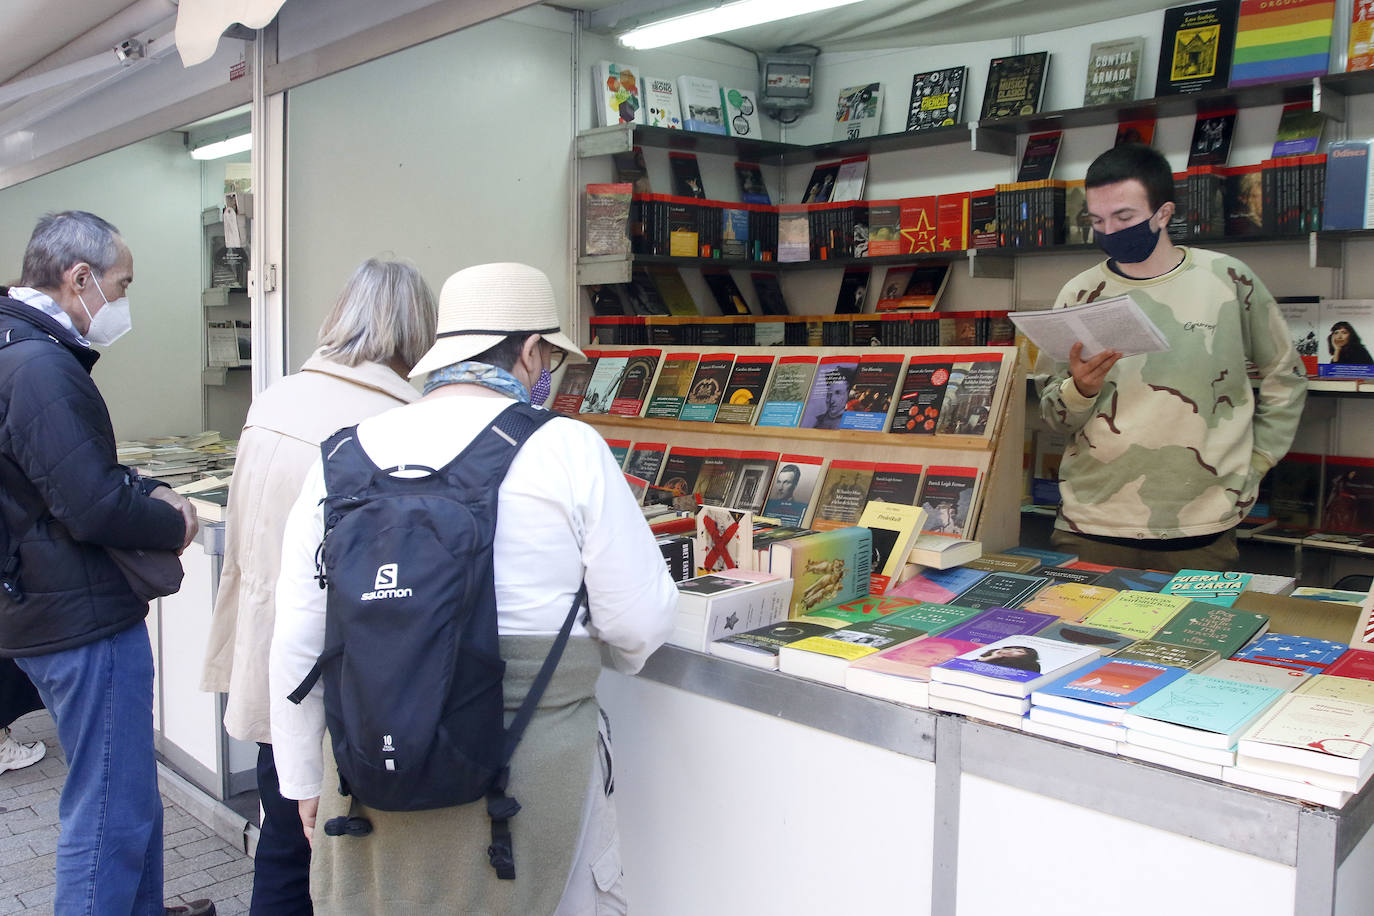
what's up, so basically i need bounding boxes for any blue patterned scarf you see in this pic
[422,361,529,403]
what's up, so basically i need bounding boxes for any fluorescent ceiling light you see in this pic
[190,133,252,160]
[618,0,864,49]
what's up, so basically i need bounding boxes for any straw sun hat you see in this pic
[408,262,584,378]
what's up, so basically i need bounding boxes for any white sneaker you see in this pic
[0,727,46,774]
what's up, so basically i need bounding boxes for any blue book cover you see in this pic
[1033,657,1188,709]
[1231,634,1350,674]
[1322,140,1373,230]
[800,357,859,430]
[1123,673,1285,738]
[890,566,990,604]
[938,606,1058,645]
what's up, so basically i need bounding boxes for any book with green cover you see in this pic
[644,352,700,419]
[801,594,922,626]
[880,601,985,635]
[1083,590,1191,639]
[1112,639,1219,671]
[1160,569,1252,606]
[1152,602,1269,658]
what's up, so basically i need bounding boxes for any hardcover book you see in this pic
[800,356,859,430]
[644,352,700,419]
[938,605,1058,643]
[640,75,682,129]
[769,526,873,619]
[1083,37,1145,105]
[595,61,644,126]
[1126,673,1286,749]
[980,51,1049,119]
[677,75,727,134]
[1155,0,1241,96]
[835,82,884,140]
[760,453,826,528]
[840,353,904,431]
[1033,658,1189,724]
[1083,591,1192,639]
[757,355,819,428]
[933,635,1103,698]
[678,353,736,422]
[906,66,965,131]
[715,354,775,425]
[1229,0,1333,86]
[1160,570,1253,606]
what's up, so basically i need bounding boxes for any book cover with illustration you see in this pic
[833,266,871,315]
[709,619,845,669]
[644,352,699,419]
[890,566,989,604]
[1155,0,1240,96]
[668,151,708,199]
[835,82,884,140]
[721,86,763,138]
[1317,299,1374,379]
[867,200,902,256]
[1033,657,1189,720]
[810,460,876,531]
[898,195,939,254]
[1186,109,1236,167]
[980,51,1049,119]
[1160,569,1253,606]
[727,451,779,514]
[891,355,953,434]
[934,354,1002,437]
[712,354,775,425]
[623,441,667,485]
[907,66,965,131]
[1231,633,1350,674]
[756,355,819,428]
[1229,0,1333,86]
[750,273,790,316]
[840,353,904,431]
[1083,37,1145,105]
[657,446,709,499]
[640,75,681,128]
[800,356,859,430]
[550,354,598,415]
[1127,673,1286,747]
[677,75,727,134]
[769,526,873,618]
[595,61,644,126]
[1022,584,1121,622]
[578,352,629,416]
[734,162,772,205]
[1036,621,1135,652]
[1017,131,1062,181]
[678,353,736,422]
[694,453,742,508]
[933,635,1104,697]
[701,269,753,316]
[608,349,661,417]
[848,637,984,704]
[1112,639,1220,671]
[760,453,826,528]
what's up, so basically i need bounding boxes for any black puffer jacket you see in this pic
[0,297,185,657]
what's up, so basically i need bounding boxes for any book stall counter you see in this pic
[145,521,256,801]
[599,645,1374,916]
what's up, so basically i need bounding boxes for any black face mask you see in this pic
[1097,209,1163,264]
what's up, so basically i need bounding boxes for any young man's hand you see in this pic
[1068,342,1123,398]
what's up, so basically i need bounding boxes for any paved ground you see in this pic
[0,711,257,914]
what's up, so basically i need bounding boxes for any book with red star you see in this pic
[899,195,938,253]
[936,192,970,252]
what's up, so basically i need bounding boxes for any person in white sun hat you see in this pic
[270,262,677,914]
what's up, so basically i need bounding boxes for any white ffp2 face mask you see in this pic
[77,274,133,347]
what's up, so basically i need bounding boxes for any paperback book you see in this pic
[939,603,1057,640]
[917,465,980,537]
[668,151,708,199]
[800,356,859,430]
[840,353,904,431]
[709,619,845,669]
[1231,633,1350,674]
[678,353,735,422]
[858,501,927,593]
[721,86,762,138]
[550,357,597,415]
[1160,569,1253,606]
[1125,673,1286,749]
[1238,693,1374,780]
[1153,601,1269,657]
[769,526,873,619]
[1155,0,1240,96]
[1021,584,1121,622]
[890,355,952,434]
[728,451,781,515]
[846,636,983,706]
[906,66,966,131]
[608,349,661,417]
[1229,0,1333,86]
[1112,639,1219,671]
[623,442,667,486]
[715,354,775,425]
[760,453,826,528]
[810,460,875,531]
[934,355,1001,437]
[756,355,819,427]
[1036,621,1134,652]
[932,635,1103,698]
[578,352,629,416]
[677,75,727,134]
[865,462,924,506]
[835,82,884,140]
[779,617,927,685]
[1083,37,1145,105]
[890,566,989,604]
[640,75,682,128]
[595,61,644,126]
[1082,590,1191,639]
[644,352,699,419]
[734,162,772,205]
[1032,657,1189,723]
[670,570,791,651]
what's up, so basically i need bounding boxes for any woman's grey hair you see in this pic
[20,211,122,289]
[316,258,437,369]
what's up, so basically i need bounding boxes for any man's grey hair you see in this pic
[20,211,122,289]
[317,258,437,370]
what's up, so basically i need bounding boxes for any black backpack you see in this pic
[288,401,584,879]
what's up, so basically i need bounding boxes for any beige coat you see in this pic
[200,351,419,743]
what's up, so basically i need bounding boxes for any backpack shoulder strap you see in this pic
[448,402,558,490]
[319,425,377,504]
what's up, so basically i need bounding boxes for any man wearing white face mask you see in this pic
[0,211,215,916]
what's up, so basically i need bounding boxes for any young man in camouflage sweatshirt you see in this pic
[1033,144,1307,572]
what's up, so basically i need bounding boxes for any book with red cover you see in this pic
[970,189,998,249]
[609,348,662,417]
[867,199,903,256]
[936,192,971,252]
[624,441,668,485]
[899,195,938,253]
[891,354,953,434]
[551,351,599,415]
[1115,117,1157,147]
[1326,649,1374,681]
[658,446,710,498]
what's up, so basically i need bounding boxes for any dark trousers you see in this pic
[250,743,314,916]
[0,656,43,728]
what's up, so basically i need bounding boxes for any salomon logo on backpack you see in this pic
[288,402,585,879]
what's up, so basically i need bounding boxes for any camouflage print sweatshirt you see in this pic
[1033,247,1307,539]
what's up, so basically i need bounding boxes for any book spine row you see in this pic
[589,311,1015,347]
[994,180,1067,249]
[633,194,779,261]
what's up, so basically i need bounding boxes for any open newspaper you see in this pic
[1010,294,1170,362]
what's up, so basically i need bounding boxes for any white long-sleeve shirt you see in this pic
[269,393,678,800]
